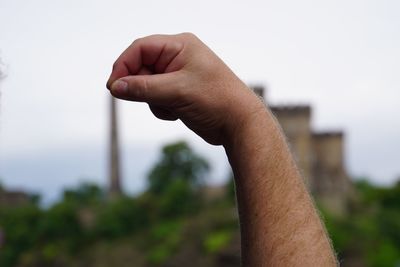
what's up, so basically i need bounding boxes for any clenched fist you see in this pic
[107,33,264,145]
[106,33,338,266]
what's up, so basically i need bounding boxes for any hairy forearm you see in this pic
[108,32,337,266]
[224,103,337,266]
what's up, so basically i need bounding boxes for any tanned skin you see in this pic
[107,33,337,266]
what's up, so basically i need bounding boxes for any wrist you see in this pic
[223,98,286,180]
[222,90,275,151]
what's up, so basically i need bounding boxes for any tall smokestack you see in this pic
[109,96,122,197]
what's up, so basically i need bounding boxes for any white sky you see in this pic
[0,0,399,202]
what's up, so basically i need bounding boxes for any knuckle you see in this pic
[148,33,164,39]
[180,32,197,40]
[168,40,184,52]
[131,37,142,47]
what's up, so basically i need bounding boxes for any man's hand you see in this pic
[107,33,264,145]
[107,33,337,266]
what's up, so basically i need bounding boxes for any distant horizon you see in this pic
[1,136,398,206]
[0,139,230,205]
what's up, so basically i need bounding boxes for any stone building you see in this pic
[0,188,30,207]
[254,86,352,215]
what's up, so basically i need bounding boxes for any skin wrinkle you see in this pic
[157,41,184,73]
[165,41,187,73]
[138,40,152,66]
[123,40,143,74]
[123,60,137,76]
[152,42,167,73]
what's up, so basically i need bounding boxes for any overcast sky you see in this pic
[1,0,399,203]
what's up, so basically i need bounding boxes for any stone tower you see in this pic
[270,105,313,189]
[311,132,351,214]
[251,85,351,215]
[109,96,122,197]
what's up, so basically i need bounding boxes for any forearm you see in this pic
[224,102,337,266]
[107,33,337,266]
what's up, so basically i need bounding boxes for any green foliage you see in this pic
[0,183,102,267]
[0,141,214,266]
[0,204,42,267]
[146,141,210,220]
[63,182,104,205]
[1,142,399,267]
[368,240,399,267]
[94,197,147,239]
[203,229,233,254]
[322,179,400,266]
[38,202,82,242]
[146,220,183,264]
[148,141,209,194]
[158,179,199,218]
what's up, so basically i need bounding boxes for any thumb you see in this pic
[110,72,184,105]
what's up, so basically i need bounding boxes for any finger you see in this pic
[153,40,185,74]
[110,71,186,106]
[149,105,179,121]
[137,66,153,75]
[107,63,152,93]
[106,34,184,89]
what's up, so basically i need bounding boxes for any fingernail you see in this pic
[111,80,128,93]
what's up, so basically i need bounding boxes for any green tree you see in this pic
[147,141,210,218]
[0,205,42,267]
[94,196,148,239]
[63,182,104,205]
[323,179,400,267]
[148,141,209,194]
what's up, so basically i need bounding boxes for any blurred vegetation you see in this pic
[0,141,399,267]
[322,179,400,267]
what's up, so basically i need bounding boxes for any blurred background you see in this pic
[0,0,399,266]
